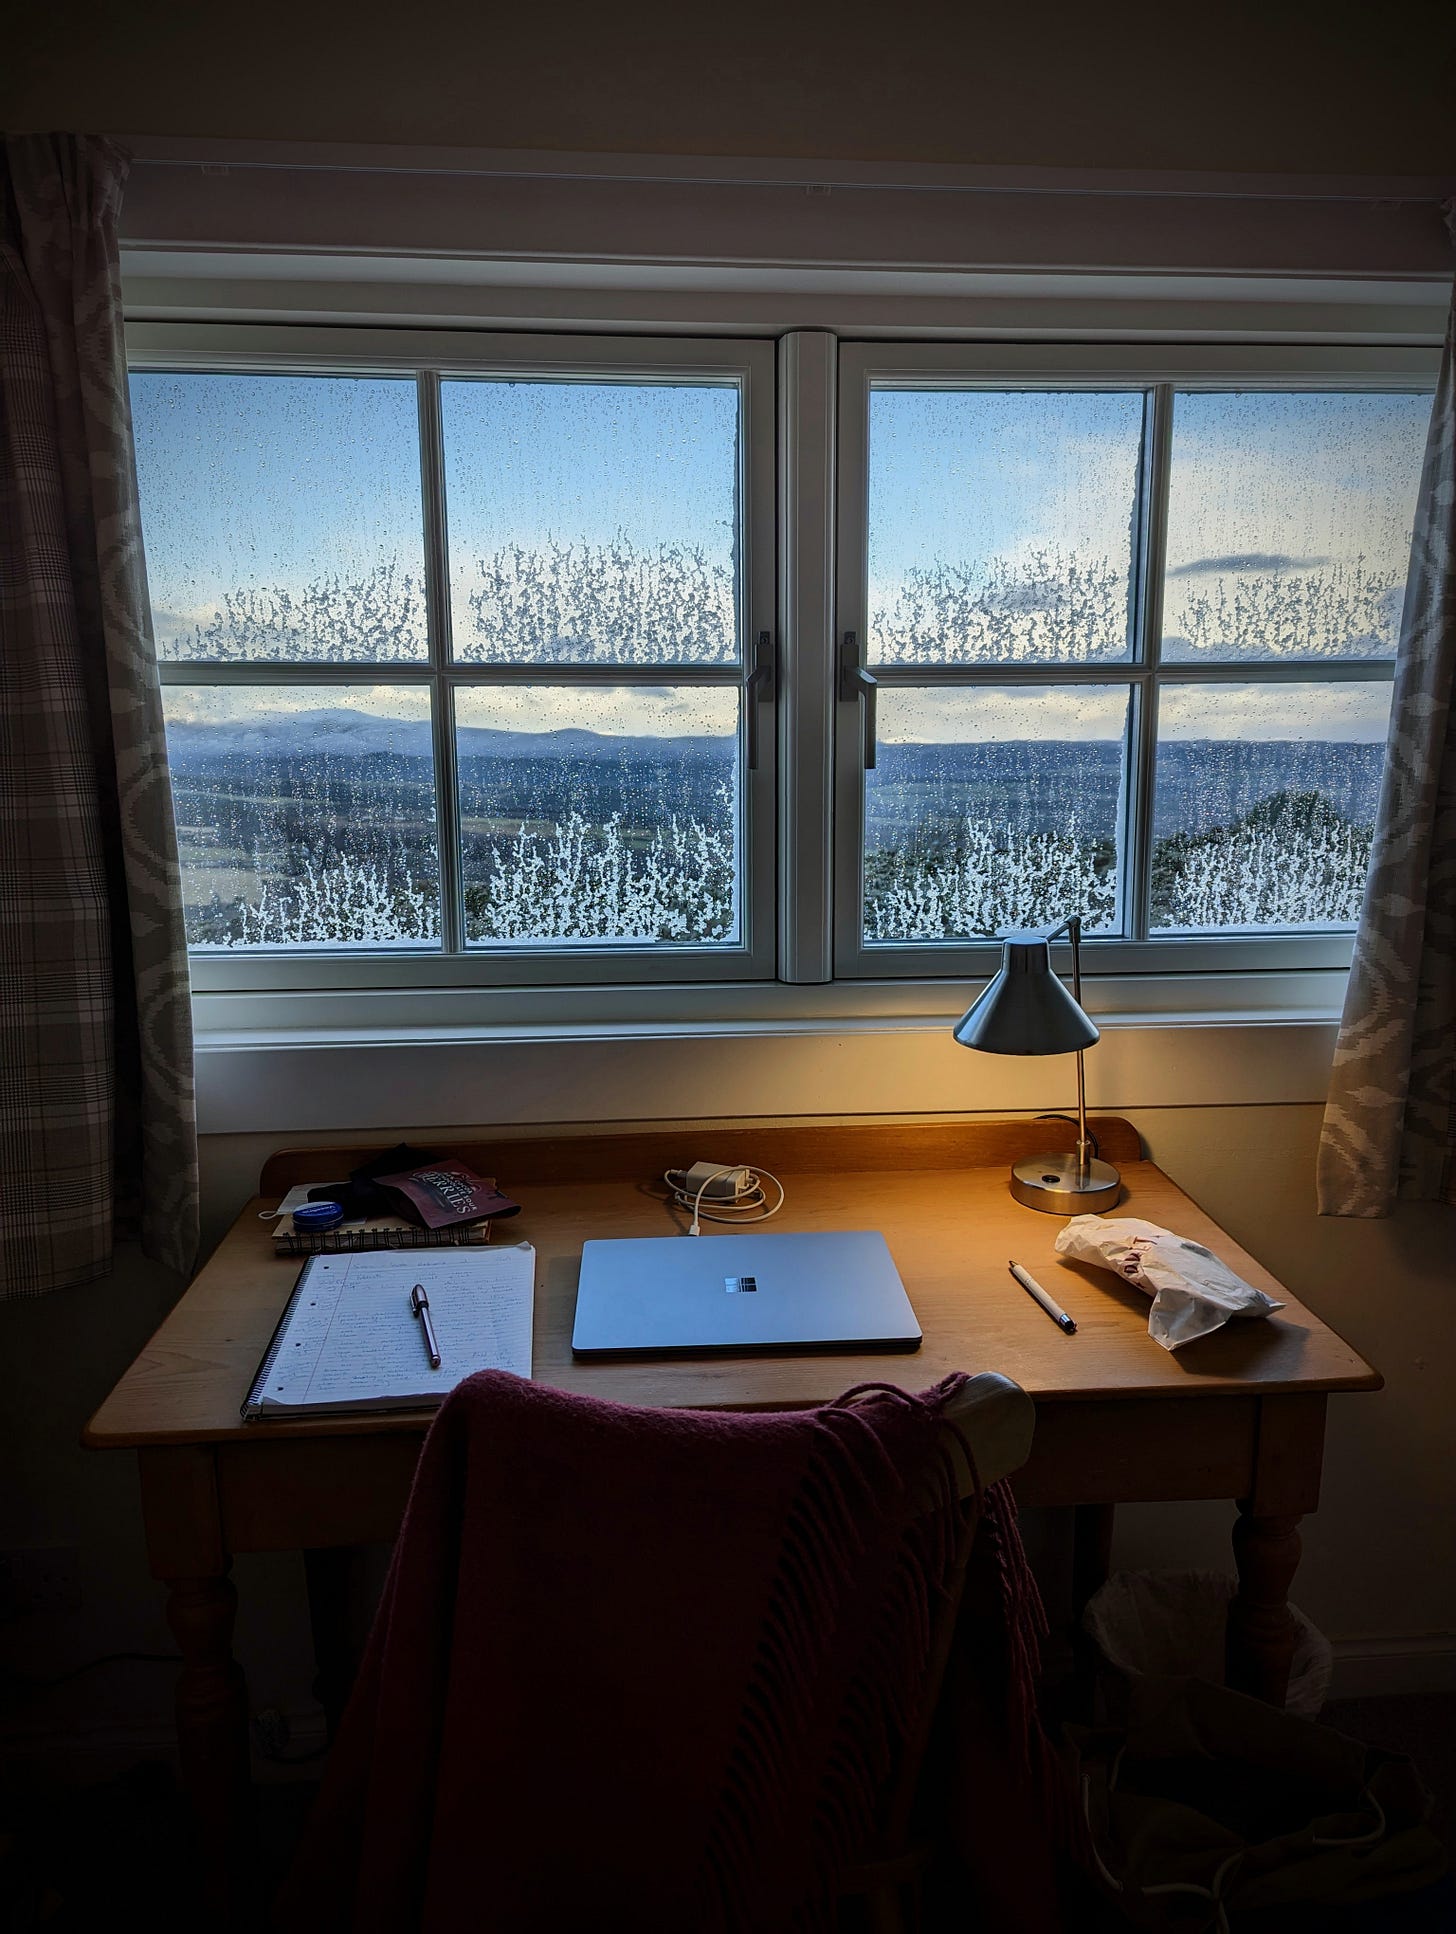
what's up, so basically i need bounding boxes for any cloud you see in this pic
[1164,553,1332,579]
[1159,681,1391,743]
[878,685,1130,746]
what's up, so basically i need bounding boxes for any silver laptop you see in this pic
[571,1229,922,1359]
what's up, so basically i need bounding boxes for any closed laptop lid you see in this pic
[571,1228,922,1359]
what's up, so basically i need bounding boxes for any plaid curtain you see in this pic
[1318,268,1456,1216]
[0,134,197,1295]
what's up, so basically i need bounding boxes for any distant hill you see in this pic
[164,708,728,765]
[164,708,1386,842]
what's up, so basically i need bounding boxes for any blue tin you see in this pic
[292,1200,345,1230]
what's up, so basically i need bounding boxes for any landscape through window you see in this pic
[857,385,1425,948]
[133,369,750,954]
[130,353,1429,976]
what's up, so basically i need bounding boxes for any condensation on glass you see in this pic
[130,373,428,663]
[863,685,1132,943]
[454,685,742,947]
[442,380,742,666]
[1150,681,1393,932]
[865,389,1144,666]
[161,686,441,948]
[1161,392,1428,661]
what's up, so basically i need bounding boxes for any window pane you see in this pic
[455,686,740,946]
[865,390,1143,666]
[443,381,740,666]
[1161,392,1427,662]
[863,686,1129,942]
[131,374,428,663]
[1151,682,1389,932]
[162,686,439,947]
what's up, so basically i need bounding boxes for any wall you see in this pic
[8,0,1456,178]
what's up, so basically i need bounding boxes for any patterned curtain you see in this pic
[0,134,198,1295]
[1318,275,1456,1216]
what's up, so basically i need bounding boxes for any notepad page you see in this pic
[256,1244,534,1412]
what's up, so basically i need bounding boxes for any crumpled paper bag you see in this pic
[1054,1215,1284,1351]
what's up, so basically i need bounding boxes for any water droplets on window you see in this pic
[442,380,741,666]
[866,389,1143,667]
[1161,392,1426,662]
[162,686,441,949]
[454,686,741,947]
[131,373,428,664]
[863,687,1130,943]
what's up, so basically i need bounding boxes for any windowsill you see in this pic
[192,974,1344,1135]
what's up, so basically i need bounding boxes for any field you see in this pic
[165,726,1381,948]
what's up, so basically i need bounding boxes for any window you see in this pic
[129,335,777,987]
[834,346,1430,979]
[128,328,1434,1002]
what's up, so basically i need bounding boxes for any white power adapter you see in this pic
[662,1160,787,1234]
[679,1160,756,1202]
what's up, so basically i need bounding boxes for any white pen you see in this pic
[1008,1259,1076,1335]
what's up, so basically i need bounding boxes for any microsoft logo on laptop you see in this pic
[724,1275,759,1294]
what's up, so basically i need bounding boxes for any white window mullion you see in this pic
[776,331,838,984]
[418,369,464,955]
[1127,383,1174,943]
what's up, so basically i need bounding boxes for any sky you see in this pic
[132,372,1427,745]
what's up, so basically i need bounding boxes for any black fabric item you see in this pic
[307,1145,440,1218]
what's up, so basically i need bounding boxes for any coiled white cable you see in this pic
[663,1164,786,1236]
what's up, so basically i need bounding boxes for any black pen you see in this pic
[1008,1259,1076,1335]
[410,1283,442,1368]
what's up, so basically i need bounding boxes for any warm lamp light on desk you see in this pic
[953,914,1121,1214]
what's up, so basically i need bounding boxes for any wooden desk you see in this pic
[86,1117,1379,1893]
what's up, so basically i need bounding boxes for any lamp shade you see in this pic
[953,935,1100,1056]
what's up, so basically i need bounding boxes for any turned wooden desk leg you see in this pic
[1227,1509,1302,1703]
[138,1447,255,1917]
[165,1567,253,1887]
[1226,1394,1326,1707]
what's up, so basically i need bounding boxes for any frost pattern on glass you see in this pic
[455,687,740,945]
[863,687,1130,942]
[131,374,428,662]
[162,687,440,947]
[1161,393,1427,661]
[443,381,740,665]
[866,390,1143,666]
[1151,682,1391,931]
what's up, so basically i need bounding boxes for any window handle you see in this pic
[744,629,775,770]
[839,631,878,770]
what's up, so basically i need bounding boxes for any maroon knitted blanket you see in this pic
[274,1369,1032,1933]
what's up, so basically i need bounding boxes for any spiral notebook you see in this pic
[241,1244,535,1420]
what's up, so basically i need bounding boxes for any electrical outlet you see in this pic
[0,1547,83,1619]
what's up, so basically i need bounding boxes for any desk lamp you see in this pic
[953,914,1121,1214]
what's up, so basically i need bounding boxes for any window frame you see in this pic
[832,340,1437,981]
[129,323,780,992]
[128,325,1440,1008]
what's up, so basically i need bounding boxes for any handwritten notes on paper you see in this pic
[245,1244,535,1418]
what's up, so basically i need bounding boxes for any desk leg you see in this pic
[164,1567,254,1911]
[138,1447,255,1919]
[1226,1394,1326,1707]
[1227,1509,1302,1704]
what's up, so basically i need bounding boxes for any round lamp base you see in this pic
[1010,1154,1121,1215]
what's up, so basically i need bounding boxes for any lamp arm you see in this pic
[1040,913,1084,1010]
[1041,914,1089,1179]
